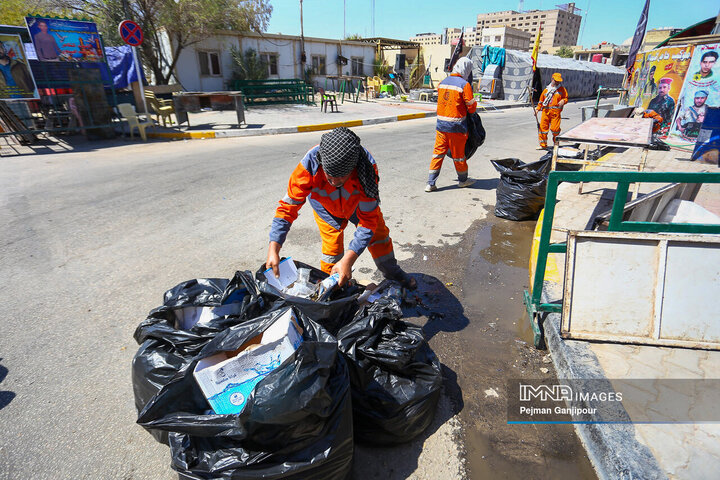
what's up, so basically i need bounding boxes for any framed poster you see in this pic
[0,34,39,99]
[26,16,104,63]
[668,43,720,144]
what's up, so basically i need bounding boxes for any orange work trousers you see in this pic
[538,108,562,147]
[428,130,469,186]
[313,209,395,274]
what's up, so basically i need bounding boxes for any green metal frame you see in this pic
[524,170,720,348]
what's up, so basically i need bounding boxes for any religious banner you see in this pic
[26,16,104,63]
[668,43,720,145]
[628,45,694,138]
[0,34,39,99]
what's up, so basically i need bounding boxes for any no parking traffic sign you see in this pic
[118,20,144,47]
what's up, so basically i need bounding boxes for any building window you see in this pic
[351,57,364,76]
[312,55,326,75]
[260,53,278,76]
[198,50,221,76]
[494,35,502,42]
[483,36,490,42]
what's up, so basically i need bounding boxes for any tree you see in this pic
[52,0,272,84]
[229,46,268,83]
[344,33,362,40]
[555,45,574,58]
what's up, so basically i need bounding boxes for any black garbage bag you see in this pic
[137,306,354,480]
[255,260,363,335]
[492,157,550,221]
[465,112,486,160]
[132,270,267,444]
[539,151,583,172]
[337,297,443,445]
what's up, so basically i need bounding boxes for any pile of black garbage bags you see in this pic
[132,262,442,479]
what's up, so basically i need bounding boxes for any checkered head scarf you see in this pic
[319,127,379,200]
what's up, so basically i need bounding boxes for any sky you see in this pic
[266,0,719,47]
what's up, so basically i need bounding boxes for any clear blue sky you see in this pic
[267,0,719,47]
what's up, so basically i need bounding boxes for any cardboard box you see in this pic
[193,309,303,414]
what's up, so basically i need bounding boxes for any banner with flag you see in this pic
[531,23,542,72]
[446,28,464,72]
[625,0,651,75]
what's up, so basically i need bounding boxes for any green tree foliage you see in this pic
[555,45,574,58]
[51,0,272,84]
[344,33,362,40]
[229,46,268,83]
[0,0,69,28]
[373,55,390,78]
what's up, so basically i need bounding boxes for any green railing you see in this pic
[524,170,720,348]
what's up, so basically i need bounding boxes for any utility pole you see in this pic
[300,0,306,65]
[344,0,346,39]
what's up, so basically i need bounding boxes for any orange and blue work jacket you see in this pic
[270,145,381,255]
[436,73,477,133]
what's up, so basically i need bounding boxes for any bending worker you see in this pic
[267,127,416,289]
[536,72,568,149]
[425,57,477,192]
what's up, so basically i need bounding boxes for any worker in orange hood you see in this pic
[267,127,416,289]
[425,56,478,192]
[536,72,568,149]
[634,107,663,134]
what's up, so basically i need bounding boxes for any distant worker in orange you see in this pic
[425,57,477,192]
[536,72,568,149]
[634,107,663,135]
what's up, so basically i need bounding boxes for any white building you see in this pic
[410,32,443,47]
[163,31,376,91]
[479,26,532,51]
[445,27,478,46]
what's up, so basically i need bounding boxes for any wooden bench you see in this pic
[232,79,314,105]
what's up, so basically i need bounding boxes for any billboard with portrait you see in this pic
[627,45,694,138]
[0,34,39,99]
[668,43,720,144]
[25,16,104,63]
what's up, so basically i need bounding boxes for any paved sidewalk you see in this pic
[531,148,720,480]
[143,96,530,140]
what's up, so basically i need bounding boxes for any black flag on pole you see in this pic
[446,29,465,72]
[625,0,650,75]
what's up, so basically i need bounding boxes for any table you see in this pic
[325,75,366,103]
[552,117,654,198]
[172,91,245,126]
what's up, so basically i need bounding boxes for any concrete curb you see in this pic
[146,111,437,140]
[541,288,667,480]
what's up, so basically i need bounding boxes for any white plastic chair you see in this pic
[117,103,153,141]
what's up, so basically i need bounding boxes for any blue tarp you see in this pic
[105,45,145,90]
[481,45,506,72]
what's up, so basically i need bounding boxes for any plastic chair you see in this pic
[144,91,176,126]
[117,103,153,141]
[318,88,338,113]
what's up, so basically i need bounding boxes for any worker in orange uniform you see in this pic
[634,107,663,135]
[536,72,568,149]
[425,57,477,192]
[266,127,416,289]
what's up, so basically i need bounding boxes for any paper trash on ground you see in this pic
[263,257,299,291]
[193,309,303,414]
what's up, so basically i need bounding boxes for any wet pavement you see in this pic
[397,210,597,479]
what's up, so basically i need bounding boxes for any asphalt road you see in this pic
[0,99,598,479]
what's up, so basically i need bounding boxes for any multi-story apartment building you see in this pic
[444,27,478,46]
[411,27,478,48]
[479,26,532,51]
[477,3,582,52]
[409,32,443,47]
